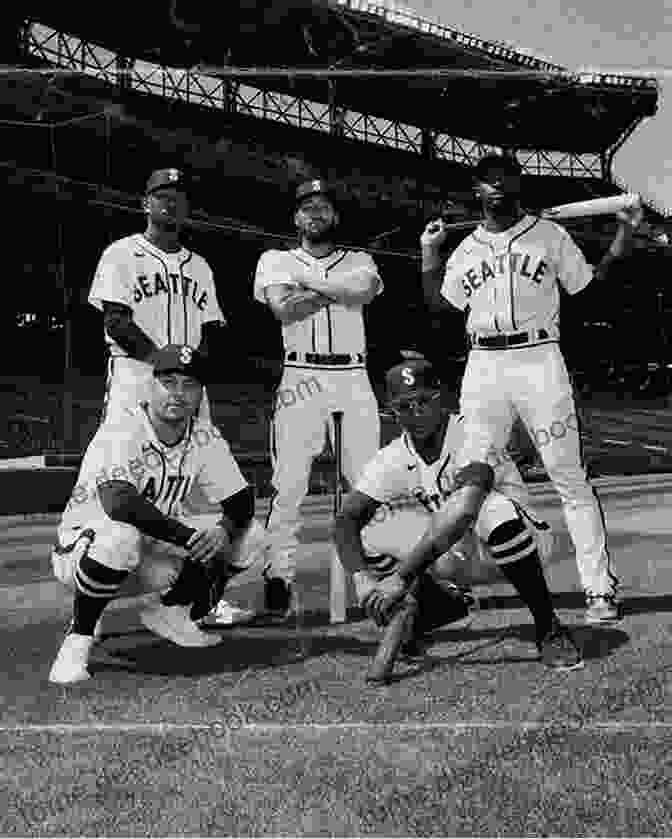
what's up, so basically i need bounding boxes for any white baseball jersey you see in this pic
[60,407,247,533]
[356,414,526,514]
[89,233,226,355]
[254,247,382,355]
[440,215,592,337]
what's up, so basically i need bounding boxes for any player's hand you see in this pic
[362,572,409,626]
[186,526,232,565]
[420,217,449,250]
[616,198,644,231]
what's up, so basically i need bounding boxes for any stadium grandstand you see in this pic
[2,0,672,488]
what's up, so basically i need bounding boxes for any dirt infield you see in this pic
[1,484,671,835]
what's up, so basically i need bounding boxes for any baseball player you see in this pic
[48,345,269,685]
[88,168,227,426]
[335,354,583,670]
[209,179,382,622]
[420,153,643,624]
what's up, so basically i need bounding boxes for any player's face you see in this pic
[295,195,338,242]
[390,389,443,440]
[145,188,190,230]
[152,372,203,423]
[475,167,521,214]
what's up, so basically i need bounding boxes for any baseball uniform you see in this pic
[255,245,382,585]
[89,233,225,424]
[353,412,553,592]
[52,405,267,604]
[441,213,617,601]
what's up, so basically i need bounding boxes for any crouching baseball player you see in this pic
[334,354,583,670]
[49,344,268,685]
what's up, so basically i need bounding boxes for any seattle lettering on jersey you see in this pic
[461,252,548,298]
[133,272,208,310]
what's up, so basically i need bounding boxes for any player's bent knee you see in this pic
[488,518,537,565]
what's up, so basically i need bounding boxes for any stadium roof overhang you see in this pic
[23,0,658,154]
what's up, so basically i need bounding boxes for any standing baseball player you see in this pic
[48,345,269,685]
[420,153,643,624]
[209,179,382,622]
[335,354,582,669]
[88,168,226,426]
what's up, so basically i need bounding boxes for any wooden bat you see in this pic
[366,579,421,685]
[438,193,641,233]
[329,410,348,624]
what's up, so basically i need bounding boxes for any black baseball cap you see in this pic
[385,354,442,403]
[295,179,336,208]
[151,344,209,384]
[145,168,191,196]
[473,153,522,182]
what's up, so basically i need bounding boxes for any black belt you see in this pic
[285,352,365,365]
[471,329,549,350]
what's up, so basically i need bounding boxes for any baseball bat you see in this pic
[438,193,641,233]
[540,193,640,220]
[329,410,348,623]
[366,579,421,685]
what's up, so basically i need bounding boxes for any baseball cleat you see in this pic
[263,577,294,620]
[140,603,223,647]
[49,633,94,684]
[585,593,621,624]
[199,601,257,627]
[537,623,584,671]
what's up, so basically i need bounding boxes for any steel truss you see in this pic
[26,21,606,179]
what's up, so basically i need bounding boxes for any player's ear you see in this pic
[142,195,150,215]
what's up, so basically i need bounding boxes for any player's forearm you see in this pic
[333,513,371,575]
[594,225,634,282]
[103,304,158,361]
[218,486,255,542]
[276,291,331,325]
[396,509,478,581]
[421,248,447,311]
[301,270,380,305]
[98,481,196,547]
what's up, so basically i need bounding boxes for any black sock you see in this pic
[497,551,557,638]
[71,593,112,636]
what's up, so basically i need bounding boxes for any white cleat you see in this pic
[49,633,94,685]
[200,601,257,627]
[140,603,224,647]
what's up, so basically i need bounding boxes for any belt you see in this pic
[285,352,365,365]
[470,329,550,350]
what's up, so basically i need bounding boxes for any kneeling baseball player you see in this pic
[49,344,268,685]
[334,354,583,671]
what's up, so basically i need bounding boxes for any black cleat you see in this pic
[264,577,293,620]
[537,623,584,671]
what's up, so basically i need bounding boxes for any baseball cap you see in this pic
[385,354,442,403]
[151,344,209,384]
[295,179,336,208]
[145,168,190,196]
[473,153,522,182]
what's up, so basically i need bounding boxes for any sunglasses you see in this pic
[389,392,441,416]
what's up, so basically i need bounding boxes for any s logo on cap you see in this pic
[401,367,415,386]
[179,346,193,365]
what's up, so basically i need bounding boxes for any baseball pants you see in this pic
[264,365,380,583]
[354,490,554,600]
[52,514,268,602]
[101,357,212,425]
[458,342,616,597]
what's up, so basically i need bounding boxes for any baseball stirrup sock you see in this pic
[489,521,556,637]
[71,553,128,635]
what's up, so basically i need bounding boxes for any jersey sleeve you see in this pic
[355,442,412,503]
[79,423,147,494]
[452,462,495,494]
[440,239,471,311]
[555,229,593,295]
[358,251,384,296]
[253,250,298,304]
[88,244,135,311]
[194,429,249,504]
